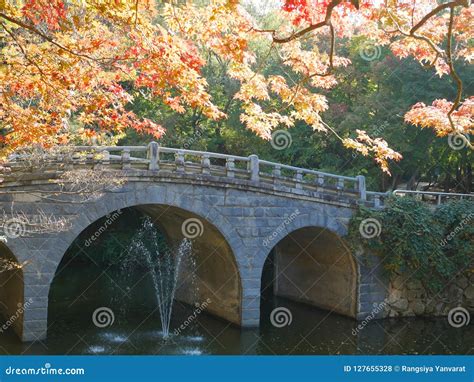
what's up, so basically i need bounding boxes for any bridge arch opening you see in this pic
[48,205,242,335]
[260,226,358,321]
[0,242,24,339]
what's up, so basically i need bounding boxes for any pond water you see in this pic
[0,295,471,355]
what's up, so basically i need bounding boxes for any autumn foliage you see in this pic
[0,0,472,173]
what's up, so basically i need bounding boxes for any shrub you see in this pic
[348,197,474,293]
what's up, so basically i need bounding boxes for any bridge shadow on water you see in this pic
[0,209,471,355]
[0,295,470,355]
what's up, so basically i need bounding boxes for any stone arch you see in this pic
[0,242,24,339]
[49,184,247,272]
[47,184,246,329]
[258,214,359,318]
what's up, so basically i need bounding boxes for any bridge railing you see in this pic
[6,143,369,203]
[366,191,391,208]
[7,144,472,207]
[392,189,473,205]
[258,159,364,197]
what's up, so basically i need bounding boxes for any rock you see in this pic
[425,301,435,314]
[391,298,409,311]
[442,305,452,315]
[392,275,406,290]
[464,285,474,300]
[469,273,474,284]
[388,310,398,318]
[406,279,423,290]
[465,299,474,311]
[401,309,415,317]
[410,300,425,315]
[456,276,469,289]
[407,289,424,301]
[448,285,464,303]
[388,289,403,304]
[435,302,444,315]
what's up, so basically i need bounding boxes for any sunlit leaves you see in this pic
[405,97,474,137]
[343,130,403,174]
[1,0,472,174]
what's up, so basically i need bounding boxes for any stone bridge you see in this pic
[0,144,412,342]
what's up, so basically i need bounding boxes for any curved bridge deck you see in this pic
[3,143,389,208]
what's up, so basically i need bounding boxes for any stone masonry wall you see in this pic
[385,272,474,317]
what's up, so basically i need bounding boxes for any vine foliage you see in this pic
[348,197,474,293]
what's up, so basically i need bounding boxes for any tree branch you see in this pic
[254,0,342,44]
[409,0,465,34]
[0,12,97,61]
[446,6,463,122]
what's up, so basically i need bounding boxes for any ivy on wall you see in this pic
[348,197,474,293]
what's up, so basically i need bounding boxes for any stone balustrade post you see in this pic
[121,148,131,169]
[248,155,259,182]
[147,141,160,171]
[356,175,366,201]
[202,155,211,175]
[226,158,235,178]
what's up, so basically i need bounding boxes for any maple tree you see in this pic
[0,0,472,174]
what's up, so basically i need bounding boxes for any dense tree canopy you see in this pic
[0,0,472,178]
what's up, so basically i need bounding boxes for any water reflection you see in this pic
[0,297,471,355]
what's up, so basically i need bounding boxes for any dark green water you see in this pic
[0,296,472,355]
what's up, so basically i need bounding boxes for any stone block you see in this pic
[463,285,474,300]
[391,298,409,311]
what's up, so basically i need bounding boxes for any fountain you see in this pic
[128,217,193,338]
